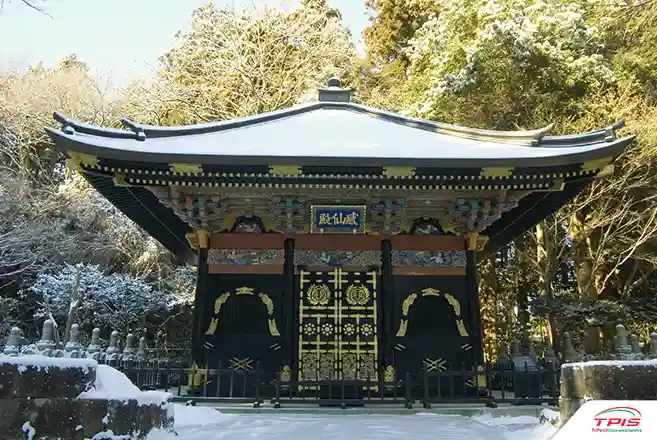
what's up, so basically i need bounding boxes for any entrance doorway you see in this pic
[296,268,379,388]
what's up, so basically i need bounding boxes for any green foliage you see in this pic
[120,2,357,125]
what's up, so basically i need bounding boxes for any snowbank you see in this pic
[173,404,230,427]
[565,359,657,368]
[539,408,560,426]
[78,364,173,405]
[0,354,97,372]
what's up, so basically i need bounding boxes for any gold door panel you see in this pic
[298,269,378,388]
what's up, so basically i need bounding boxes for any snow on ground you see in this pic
[0,354,97,372]
[75,363,556,440]
[78,364,173,404]
[159,406,557,440]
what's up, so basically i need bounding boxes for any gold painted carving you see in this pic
[384,365,395,382]
[423,358,447,372]
[269,165,302,176]
[395,289,470,338]
[258,292,274,314]
[298,269,378,389]
[456,319,469,337]
[395,320,408,337]
[421,288,440,297]
[382,166,416,178]
[204,288,281,337]
[229,357,254,371]
[214,292,231,313]
[205,318,218,335]
[66,151,99,172]
[550,179,565,191]
[467,232,489,251]
[188,363,207,387]
[185,229,210,249]
[401,293,417,316]
[345,285,371,306]
[444,293,461,315]
[581,156,612,173]
[480,167,513,178]
[280,365,291,382]
[268,318,281,336]
[170,163,203,174]
[236,286,255,295]
[306,284,331,306]
[113,173,129,187]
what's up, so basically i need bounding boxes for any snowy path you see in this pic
[169,406,556,440]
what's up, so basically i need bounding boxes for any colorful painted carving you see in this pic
[208,249,285,265]
[449,194,520,233]
[294,250,382,267]
[410,217,445,235]
[391,250,466,267]
[269,196,306,233]
[369,199,404,234]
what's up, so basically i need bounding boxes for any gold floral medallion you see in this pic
[345,285,370,306]
[307,284,331,305]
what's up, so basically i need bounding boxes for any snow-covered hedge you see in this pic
[29,264,192,333]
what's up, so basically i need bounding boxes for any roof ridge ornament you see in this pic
[318,77,352,103]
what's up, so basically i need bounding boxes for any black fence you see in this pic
[102,359,560,408]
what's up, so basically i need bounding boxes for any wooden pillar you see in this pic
[466,250,484,365]
[381,239,394,368]
[191,247,209,366]
[284,238,296,369]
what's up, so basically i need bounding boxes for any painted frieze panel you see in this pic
[391,250,466,267]
[208,249,285,265]
[294,250,382,267]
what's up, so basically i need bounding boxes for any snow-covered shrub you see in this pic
[29,263,188,334]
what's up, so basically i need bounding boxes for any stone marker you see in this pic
[2,328,21,356]
[630,334,643,360]
[65,324,83,358]
[86,328,102,360]
[137,337,147,359]
[36,319,56,356]
[560,360,657,427]
[651,332,657,359]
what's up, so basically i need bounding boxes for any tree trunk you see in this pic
[570,210,600,354]
[64,265,82,342]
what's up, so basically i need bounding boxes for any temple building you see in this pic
[46,78,634,397]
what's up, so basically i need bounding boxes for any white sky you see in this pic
[0,0,370,85]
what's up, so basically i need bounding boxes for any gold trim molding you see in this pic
[382,167,416,178]
[269,165,302,176]
[480,167,513,178]
[170,163,203,175]
[66,151,99,172]
[581,157,612,173]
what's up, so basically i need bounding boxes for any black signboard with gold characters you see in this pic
[201,274,286,396]
[392,275,478,397]
[296,268,380,391]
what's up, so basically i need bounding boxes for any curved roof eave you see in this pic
[44,123,636,169]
